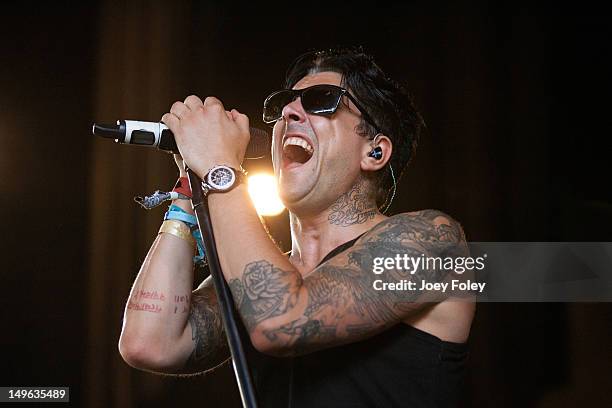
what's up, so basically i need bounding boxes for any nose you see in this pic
[281,97,307,124]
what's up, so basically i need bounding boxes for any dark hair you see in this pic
[284,46,424,208]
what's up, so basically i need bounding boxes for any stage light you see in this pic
[248,173,285,216]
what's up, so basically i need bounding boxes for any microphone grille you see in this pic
[247,127,271,159]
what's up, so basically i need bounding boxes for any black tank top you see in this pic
[243,236,469,407]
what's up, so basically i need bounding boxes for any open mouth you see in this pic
[282,136,314,167]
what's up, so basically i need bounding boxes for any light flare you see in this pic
[247,173,285,216]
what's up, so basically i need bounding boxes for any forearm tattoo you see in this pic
[229,260,302,332]
[231,210,467,356]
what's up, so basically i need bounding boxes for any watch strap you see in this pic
[201,165,247,197]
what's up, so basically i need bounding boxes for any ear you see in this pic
[361,134,392,172]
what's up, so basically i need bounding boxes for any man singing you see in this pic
[119,47,475,407]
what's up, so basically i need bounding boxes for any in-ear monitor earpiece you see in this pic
[368,146,383,160]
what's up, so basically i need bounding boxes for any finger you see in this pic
[170,101,190,119]
[231,109,250,133]
[184,95,204,110]
[203,96,225,111]
[161,112,179,129]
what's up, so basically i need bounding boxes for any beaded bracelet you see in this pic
[134,177,193,210]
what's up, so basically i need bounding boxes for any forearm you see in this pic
[119,199,196,368]
[208,185,295,280]
[207,185,304,343]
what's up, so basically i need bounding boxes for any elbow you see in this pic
[118,337,149,369]
[248,323,294,358]
[118,334,179,372]
[118,334,156,370]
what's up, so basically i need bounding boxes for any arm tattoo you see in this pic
[235,210,467,355]
[184,286,229,373]
[229,260,302,332]
[328,179,377,226]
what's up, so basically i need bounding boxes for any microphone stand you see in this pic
[187,168,258,408]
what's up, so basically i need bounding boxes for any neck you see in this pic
[288,180,386,274]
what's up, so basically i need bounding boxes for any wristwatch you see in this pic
[201,165,247,196]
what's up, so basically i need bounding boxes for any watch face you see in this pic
[207,166,235,190]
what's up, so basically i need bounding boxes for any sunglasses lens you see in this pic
[263,90,296,123]
[303,86,342,114]
[262,86,345,123]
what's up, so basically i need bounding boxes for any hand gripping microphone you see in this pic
[92,120,270,159]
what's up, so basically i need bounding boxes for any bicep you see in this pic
[296,242,430,342]
[309,211,468,321]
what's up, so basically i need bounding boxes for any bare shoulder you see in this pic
[360,211,473,341]
[360,209,467,245]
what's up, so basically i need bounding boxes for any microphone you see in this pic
[92,120,270,159]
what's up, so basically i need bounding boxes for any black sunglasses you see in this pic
[262,84,381,132]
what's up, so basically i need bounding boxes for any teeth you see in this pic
[283,136,313,155]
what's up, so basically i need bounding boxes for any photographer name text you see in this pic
[372,279,485,293]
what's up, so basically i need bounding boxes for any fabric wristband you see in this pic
[164,208,198,225]
[173,176,192,198]
[158,220,196,247]
[165,204,206,266]
[192,229,206,266]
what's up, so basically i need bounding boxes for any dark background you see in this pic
[1,1,611,407]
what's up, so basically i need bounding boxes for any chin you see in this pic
[282,187,338,218]
[278,184,308,209]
